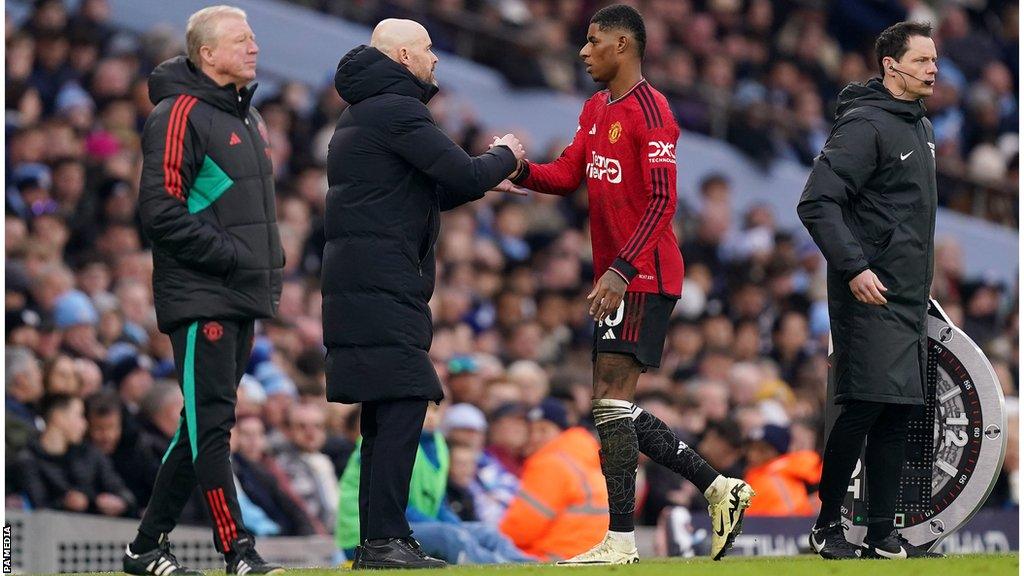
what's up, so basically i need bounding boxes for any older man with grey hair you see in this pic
[125,5,283,575]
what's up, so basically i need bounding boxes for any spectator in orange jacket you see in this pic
[744,424,822,517]
[499,398,608,561]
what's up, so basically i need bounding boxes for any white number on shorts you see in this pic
[601,300,626,327]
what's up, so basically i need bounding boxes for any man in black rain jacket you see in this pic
[323,18,525,569]
[798,22,943,560]
[127,7,283,575]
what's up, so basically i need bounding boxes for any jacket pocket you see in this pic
[222,235,240,287]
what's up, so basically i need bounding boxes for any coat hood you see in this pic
[334,44,438,105]
[148,56,256,118]
[835,78,926,123]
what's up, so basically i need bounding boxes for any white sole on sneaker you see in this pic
[708,479,755,561]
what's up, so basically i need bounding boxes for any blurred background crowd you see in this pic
[4,0,1019,558]
[297,0,1019,225]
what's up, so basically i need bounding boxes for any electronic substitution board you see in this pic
[826,299,1007,551]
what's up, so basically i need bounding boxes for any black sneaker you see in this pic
[862,530,907,559]
[225,536,284,575]
[123,534,204,576]
[896,532,945,558]
[350,545,362,566]
[352,537,447,570]
[809,522,862,560]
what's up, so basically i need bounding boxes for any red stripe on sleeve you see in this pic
[163,96,187,200]
[621,168,668,262]
[164,95,198,201]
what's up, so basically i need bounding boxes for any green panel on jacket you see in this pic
[187,155,234,214]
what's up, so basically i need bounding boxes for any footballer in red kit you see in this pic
[500,4,755,565]
[519,78,683,299]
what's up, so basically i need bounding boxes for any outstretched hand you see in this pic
[489,179,530,196]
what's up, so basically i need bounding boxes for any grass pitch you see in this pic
[61,553,1018,576]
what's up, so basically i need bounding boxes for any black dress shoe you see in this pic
[351,537,447,570]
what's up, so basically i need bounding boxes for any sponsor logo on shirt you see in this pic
[586,151,622,184]
[608,121,622,143]
[648,141,676,164]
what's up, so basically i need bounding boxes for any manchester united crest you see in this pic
[608,121,622,143]
[203,321,224,342]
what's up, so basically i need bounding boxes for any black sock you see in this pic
[633,409,719,493]
[814,510,842,530]
[595,417,639,533]
[130,531,160,554]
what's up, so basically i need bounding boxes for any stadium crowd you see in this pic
[298,0,1019,220]
[4,0,1019,561]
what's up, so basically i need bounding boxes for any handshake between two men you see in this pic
[489,133,532,197]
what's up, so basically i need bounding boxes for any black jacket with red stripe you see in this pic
[139,56,283,333]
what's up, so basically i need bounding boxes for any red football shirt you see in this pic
[516,79,683,297]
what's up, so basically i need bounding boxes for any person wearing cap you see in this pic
[443,403,521,525]
[128,5,284,574]
[499,398,609,561]
[742,424,822,517]
[54,289,105,362]
[440,402,488,450]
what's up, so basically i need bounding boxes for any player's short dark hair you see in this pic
[874,21,933,76]
[591,4,646,59]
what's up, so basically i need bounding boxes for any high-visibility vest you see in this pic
[500,428,609,561]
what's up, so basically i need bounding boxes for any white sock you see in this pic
[704,474,728,502]
[607,530,636,549]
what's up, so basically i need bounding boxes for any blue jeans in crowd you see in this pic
[410,521,535,565]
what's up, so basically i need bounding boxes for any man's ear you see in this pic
[882,56,896,76]
[617,34,629,55]
[199,45,214,67]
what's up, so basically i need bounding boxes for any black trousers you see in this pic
[818,400,913,536]
[358,398,428,543]
[138,319,254,554]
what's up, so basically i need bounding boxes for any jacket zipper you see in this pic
[242,105,275,294]
[418,208,439,277]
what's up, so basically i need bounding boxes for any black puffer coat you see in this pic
[798,79,937,405]
[323,45,517,403]
[139,56,283,334]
